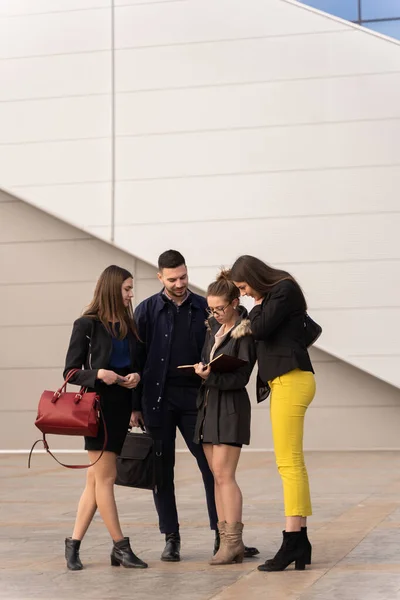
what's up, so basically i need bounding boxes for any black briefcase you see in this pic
[115,430,163,493]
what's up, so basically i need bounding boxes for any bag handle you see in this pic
[28,400,108,470]
[52,368,86,403]
[28,382,108,469]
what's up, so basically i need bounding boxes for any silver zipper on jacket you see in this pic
[86,334,93,369]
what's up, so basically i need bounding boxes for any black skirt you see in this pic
[85,367,131,455]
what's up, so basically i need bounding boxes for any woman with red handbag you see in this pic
[63,265,148,571]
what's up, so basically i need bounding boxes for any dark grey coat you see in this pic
[194,309,256,446]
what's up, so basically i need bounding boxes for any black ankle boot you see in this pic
[244,544,260,558]
[301,527,312,565]
[161,532,181,562]
[111,537,148,568]
[65,537,83,571]
[213,530,220,555]
[258,531,308,572]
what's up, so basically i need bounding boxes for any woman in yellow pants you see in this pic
[230,255,317,572]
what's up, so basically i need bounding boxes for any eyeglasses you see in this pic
[207,303,230,317]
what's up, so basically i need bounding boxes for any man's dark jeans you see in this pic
[148,385,217,534]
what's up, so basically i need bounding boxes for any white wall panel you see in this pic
[115,166,400,224]
[0,139,111,187]
[0,412,83,451]
[0,282,96,326]
[115,0,183,4]
[136,260,157,279]
[114,214,400,266]
[116,121,400,180]
[302,357,400,407]
[0,325,73,368]
[0,239,130,284]
[0,9,110,59]
[248,405,400,451]
[0,369,66,411]
[116,31,400,93]
[85,224,112,240]
[303,406,400,450]
[0,1,110,16]
[0,96,111,143]
[135,278,163,304]
[313,308,400,356]
[116,73,400,136]
[353,357,400,389]
[189,261,400,310]
[1,187,400,450]
[0,190,17,202]
[0,201,90,242]
[286,262,400,310]
[0,0,399,397]
[0,52,111,101]
[114,0,346,50]
[10,184,112,228]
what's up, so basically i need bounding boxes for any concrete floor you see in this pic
[1,451,400,600]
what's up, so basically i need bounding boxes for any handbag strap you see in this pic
[28,403,108,470]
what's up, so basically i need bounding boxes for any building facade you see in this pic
[0,0,399,450]
[1,189,400,452]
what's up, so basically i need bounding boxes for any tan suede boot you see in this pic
[211,521,226,563]
[209,522,244,565]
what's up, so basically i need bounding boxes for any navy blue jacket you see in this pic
[134,290,208,427]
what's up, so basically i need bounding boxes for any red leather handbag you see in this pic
[29,369,106,469]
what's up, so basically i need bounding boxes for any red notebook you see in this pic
[177,353,248,374]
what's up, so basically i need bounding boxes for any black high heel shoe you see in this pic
[301,526,312,565]
[111,537,148,568]
[258,530,309,572]
[65,537,83,571]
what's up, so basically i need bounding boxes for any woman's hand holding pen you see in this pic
[194,363,211,380]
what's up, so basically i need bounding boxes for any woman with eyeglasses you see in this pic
[193,270,256,565]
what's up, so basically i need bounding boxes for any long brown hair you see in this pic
[83,265,139,339]
[229,255,307,309]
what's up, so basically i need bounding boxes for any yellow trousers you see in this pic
[269,369,315,517]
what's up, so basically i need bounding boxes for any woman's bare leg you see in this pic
[203,443,225,522]
[88,451,124,542]
[211,445,242,523]
[71,464,97,540]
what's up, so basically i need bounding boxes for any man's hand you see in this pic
[130,411,144,428]
[119,373,141,389]
[194,363,211,380]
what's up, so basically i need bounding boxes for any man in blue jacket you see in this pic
[132,250,259,561]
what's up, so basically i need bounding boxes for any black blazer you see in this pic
[249,280,314,389]
[63,316,146,410]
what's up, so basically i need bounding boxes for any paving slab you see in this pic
[1,451,400,600]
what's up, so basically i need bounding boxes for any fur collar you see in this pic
[231,318,252,339]
[205,312,252,339]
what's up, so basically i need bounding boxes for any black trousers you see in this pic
[148,385,218,534]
